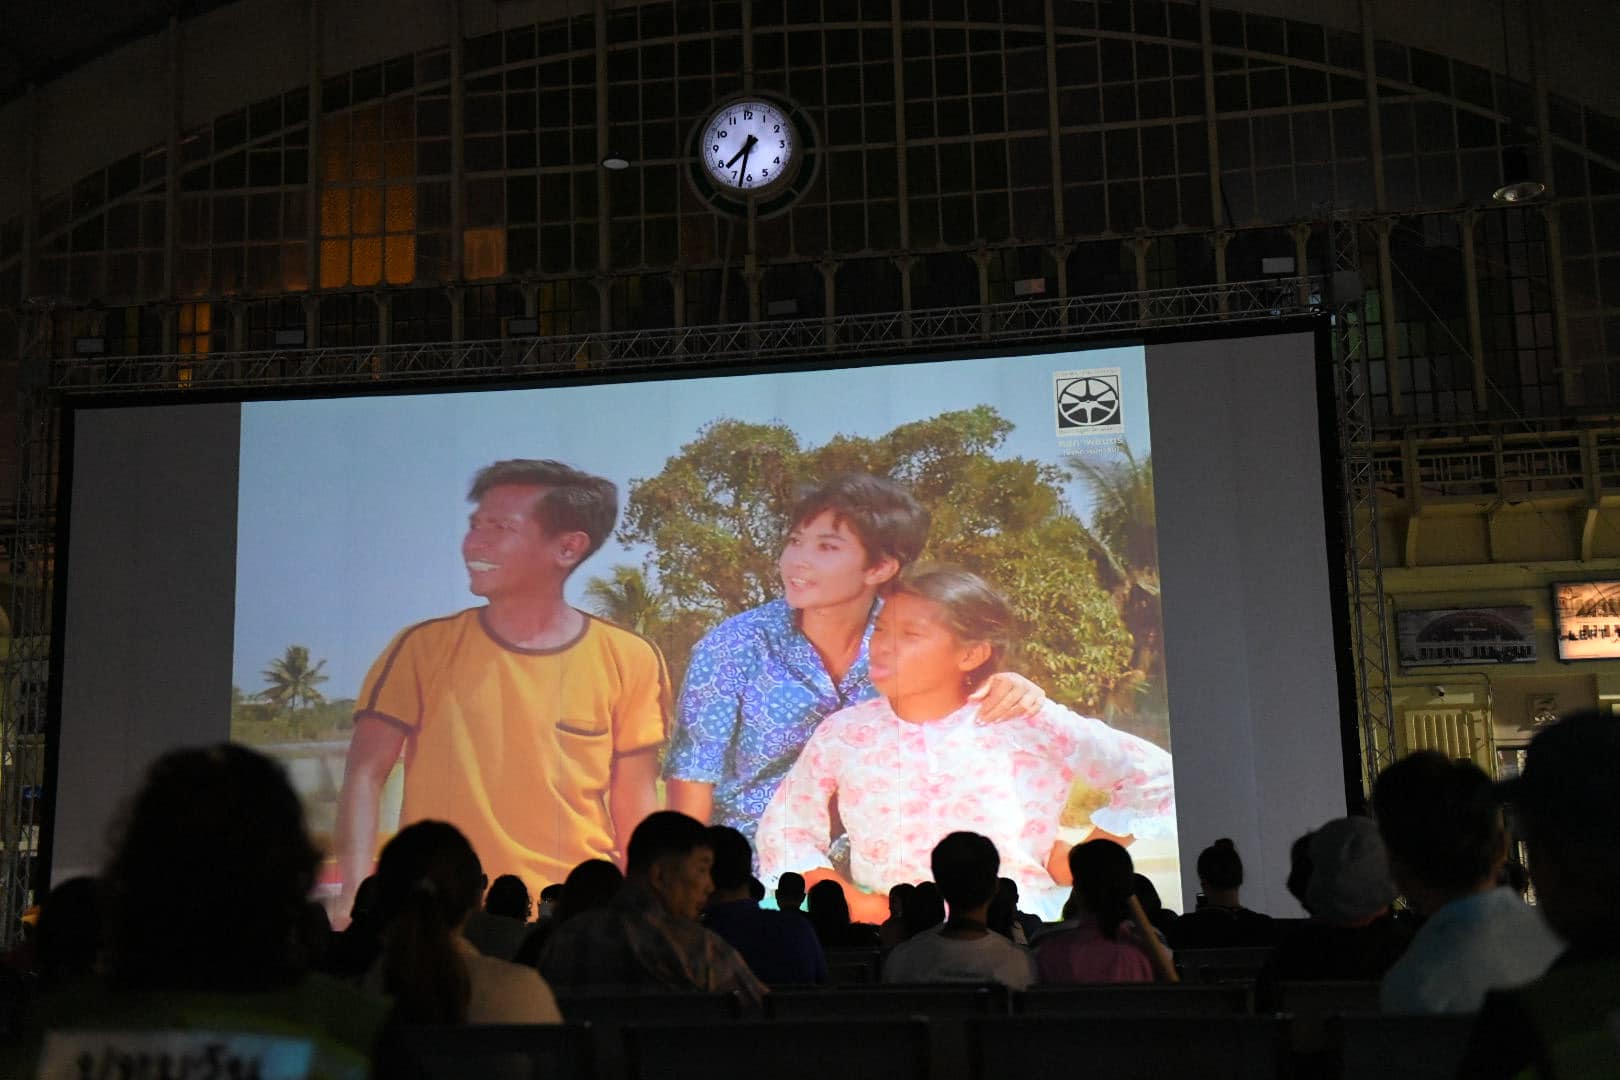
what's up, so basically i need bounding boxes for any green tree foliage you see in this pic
[619,420,803,616]
[620,407,1136,714]
[259,644,330,711]
[231,682,356,746]
[583,565,715,698]
[1067,444,1166,737]
[583,565,669,636]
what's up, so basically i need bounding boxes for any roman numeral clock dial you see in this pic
[689,96,814,217]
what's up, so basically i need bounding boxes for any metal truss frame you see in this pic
[1328,217,1398,797]
[1,300,60,946]
[49,278,1316,392]
[0,275,1319,947]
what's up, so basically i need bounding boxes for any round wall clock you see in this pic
[688,94,818,218]
[700,99,799,196]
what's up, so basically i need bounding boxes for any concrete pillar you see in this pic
[1542,204,1580,406]
[891,0,910,252]
[307,0,323,298]
[973,246,992,339]
[1457,211,1489,413]
[1360,0,1388,211]
[1290,222,1313,306]
[1212,227,1233,315]
[1375,217,1404,414]
[1044,0,1065,237]
[1133,233,1152,324]
[595,275,612,332]
[1199,0,1224,227]
[373,292,390,347]
[893,254,914,340]
[594,0,611,289]
[164,17,182,300]
[819,257,838,346]
[449,0,465,283]
[669,269,685,328]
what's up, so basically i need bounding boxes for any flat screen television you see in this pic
[1552,581,1620,661]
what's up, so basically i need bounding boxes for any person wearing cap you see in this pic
[1458,710,1620,1079]
[1372,751,1563,1014]
[1258,816,1413,998]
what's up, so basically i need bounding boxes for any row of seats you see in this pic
[553,980,1379,1020]
[821,945,1283,987]
[401,1012,1478,1080]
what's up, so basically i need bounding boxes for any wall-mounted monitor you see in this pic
[1395,606,1537,668]
[1553,581,1620,661]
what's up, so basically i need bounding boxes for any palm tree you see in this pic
[1067,445,1162,712]
[260,644,330,711]
[583,565,668,636]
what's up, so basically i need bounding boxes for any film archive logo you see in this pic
[1054,368,1124,436]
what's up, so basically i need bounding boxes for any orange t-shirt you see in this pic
[356,607,669,896]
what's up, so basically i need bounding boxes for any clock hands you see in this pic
[723,134,758,170]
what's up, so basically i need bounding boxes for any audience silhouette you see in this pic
[16,723,1617,1079]
[514,858,624,967]
[1461,710,1620,1078]
[1259,816,1411,996]
[775,871,807,914]
[1168,838,1278,949]
[1373,751,1562,1014]
[883,832,1034,988]
[702,826,827,985]
[463,872,532,961]
[539,811,766,1005]
[1033,839,1176,984]
[33,877,100,992]
[5,745,391,1079]
[807,879,882,949]
[903,881,946,941]
[369,820,560,1025]
[878,883,916,948]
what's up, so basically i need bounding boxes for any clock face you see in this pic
[700,100,797,194]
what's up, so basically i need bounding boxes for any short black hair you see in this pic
[468,459,618,563]
[787,474,930,573]
[484,874,529,919]
[931,831,1001,911]
[1373,751,1501,893]
[706,825,754,891]
[1498,709,1620,861]
[626,811,711,874]
[776,871,806,910]
[1196,838,1243,890]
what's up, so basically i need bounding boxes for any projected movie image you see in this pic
[231,346,1176,920]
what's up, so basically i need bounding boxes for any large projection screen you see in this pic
[54,327,1346,920]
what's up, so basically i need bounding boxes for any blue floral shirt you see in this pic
[663,598,879,841]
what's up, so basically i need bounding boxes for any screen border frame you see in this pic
[42,314,1353,889]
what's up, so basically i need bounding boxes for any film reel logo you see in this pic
[1054,369,1124,434]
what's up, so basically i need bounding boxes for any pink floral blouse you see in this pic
[756,697,1176,919]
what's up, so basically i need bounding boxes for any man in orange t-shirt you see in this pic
[332,460,668,918]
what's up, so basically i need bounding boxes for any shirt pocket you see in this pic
[552,719,614,788]
[555,718,611,738]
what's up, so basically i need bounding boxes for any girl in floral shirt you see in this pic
[756,565,1176,919]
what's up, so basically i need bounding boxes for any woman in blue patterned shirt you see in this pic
[662,473,1044,915]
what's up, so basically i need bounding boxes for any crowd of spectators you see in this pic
[0,707,1614,1079]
